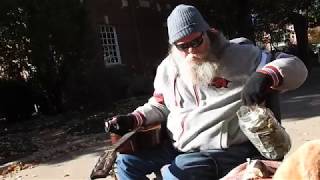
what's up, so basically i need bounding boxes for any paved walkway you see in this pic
[281,67,320,154]
[2,67,320,180]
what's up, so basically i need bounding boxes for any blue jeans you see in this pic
[116,141,262,180]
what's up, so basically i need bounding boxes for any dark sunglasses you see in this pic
[175,32,204,51]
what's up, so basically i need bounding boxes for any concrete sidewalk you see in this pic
[281,67,320,155]
[2,67,320,180]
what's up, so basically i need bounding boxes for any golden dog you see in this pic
[273,140,320,180]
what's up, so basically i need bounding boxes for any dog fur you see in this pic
[273,140,320,180]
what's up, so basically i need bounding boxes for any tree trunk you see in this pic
[236,0,255,41]
[289,12,311,71]
[28,1,62,113]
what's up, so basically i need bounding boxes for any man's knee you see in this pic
[116,154,150,180]
[116,154,133,167]
[167,153,220,179]
[116,153,147,173]
[174,153,218,170]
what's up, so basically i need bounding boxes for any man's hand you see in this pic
[105,114,136,135]
[241,72,273,106]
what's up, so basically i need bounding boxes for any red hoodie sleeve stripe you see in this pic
[153,92,164,104]
[132,111,146,127]
[257,65,283,87]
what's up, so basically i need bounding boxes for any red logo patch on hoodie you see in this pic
[210,77,231,88]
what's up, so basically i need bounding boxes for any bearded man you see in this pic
[106,4,308,180]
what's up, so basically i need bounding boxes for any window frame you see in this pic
[98,24,122,65]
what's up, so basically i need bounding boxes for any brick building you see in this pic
[84,0,184,75]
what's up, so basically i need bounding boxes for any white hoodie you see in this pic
[132,35,308,152]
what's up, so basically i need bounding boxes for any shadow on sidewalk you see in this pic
[281,67,320,120]
[0,96,149,177]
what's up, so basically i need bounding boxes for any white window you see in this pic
[98,24,121,65]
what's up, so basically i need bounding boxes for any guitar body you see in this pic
[110,123,163,154]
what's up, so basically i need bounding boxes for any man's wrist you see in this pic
[131,111,145,128]
[255,71,273,87]
[257,65,283,87]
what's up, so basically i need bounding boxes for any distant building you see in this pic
[286,24,297,45]
[83,0,182,75]
[256,24,297,52]
[308,26,320,44]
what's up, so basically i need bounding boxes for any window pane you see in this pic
[98,24,121,65]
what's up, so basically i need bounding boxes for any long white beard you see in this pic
[172,48,219,86]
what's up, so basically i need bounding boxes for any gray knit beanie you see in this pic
[167,4,210,44]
